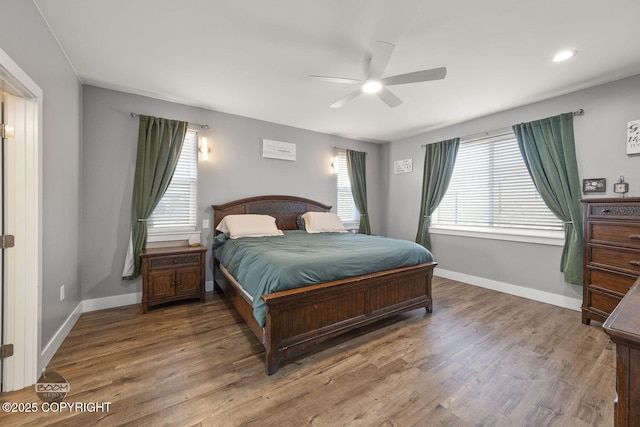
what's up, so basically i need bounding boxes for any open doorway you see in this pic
[0,48,42,392]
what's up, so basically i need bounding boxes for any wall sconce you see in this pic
[331,155,338,174]
[199,137,211,161]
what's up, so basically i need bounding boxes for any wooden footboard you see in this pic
[214,259,436,374]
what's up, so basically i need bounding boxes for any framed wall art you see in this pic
[393,158,413,174]
[262,139,296,161]
[628,119,640,155]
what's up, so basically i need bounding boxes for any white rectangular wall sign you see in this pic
[262,139,296,161]
[394,158,413,174]
[628,119,640,155]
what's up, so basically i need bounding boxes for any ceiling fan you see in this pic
[311,41,447,109]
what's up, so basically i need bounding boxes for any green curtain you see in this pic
[512,113,583,285]
[415,138,460,250]
[122,115,188,279]
[346,149,371,234]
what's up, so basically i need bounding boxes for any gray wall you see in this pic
[383,73,640,300]
[0,0,82,347]
[81,85,381,300]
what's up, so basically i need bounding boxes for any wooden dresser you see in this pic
[603,277,640,427]
[582,198,640,325]
[140,245,207,313]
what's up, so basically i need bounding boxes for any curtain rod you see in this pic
[331,146,367,154]
[421,109,584,148]
[130,112,209,130]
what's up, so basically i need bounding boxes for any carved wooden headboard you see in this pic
[212,195,332,233]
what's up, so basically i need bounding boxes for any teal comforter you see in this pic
[213,231,433,326]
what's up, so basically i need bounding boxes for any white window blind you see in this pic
[335,150,359,226]
[148,129,198,232]
[433,132,563,232]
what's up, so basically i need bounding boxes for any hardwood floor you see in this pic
[0,277,616,426]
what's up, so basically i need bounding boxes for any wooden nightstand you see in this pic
[140,245,207,313]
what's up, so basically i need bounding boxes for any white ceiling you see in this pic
[35,0,640,143]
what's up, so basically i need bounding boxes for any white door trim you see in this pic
[0,48,42,392]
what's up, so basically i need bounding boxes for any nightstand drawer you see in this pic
[149,254,201,270]
[588,221,640,248]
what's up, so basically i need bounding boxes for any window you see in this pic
[335,150,359,228]
[148,129,198,233]
[432,131,563,236]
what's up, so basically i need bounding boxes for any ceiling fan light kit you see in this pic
[362,80,382,93]
[311,40,447,108]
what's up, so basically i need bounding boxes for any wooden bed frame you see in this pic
[212,195,437,375]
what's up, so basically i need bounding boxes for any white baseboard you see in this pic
[434,268,582,312]
[40,302,82,371]
[81,283,214,313]
[82,292,142,313]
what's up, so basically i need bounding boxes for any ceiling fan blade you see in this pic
[382,67,447,86]
[310,75,362,85]
[362,54,371,80]
[367,41,395,80]
[377,87,403,108]
[330,89,362,108]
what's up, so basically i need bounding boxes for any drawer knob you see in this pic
[629,260,640,267]
[602,209,611,213]
[630,234,640,240]
[173,259,178,263]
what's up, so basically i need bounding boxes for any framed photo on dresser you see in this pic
[582,178,606,193]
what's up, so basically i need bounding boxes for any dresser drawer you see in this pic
[588,221,640,248]
[587,202,640,219]
[149,254,201,270]
[589,245,640,274]
[587,289,622,316]
[586,267,638,295]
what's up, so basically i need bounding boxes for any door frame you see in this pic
[0,48,42,392]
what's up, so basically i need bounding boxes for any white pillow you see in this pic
[302,212,347,233]
[216,214,284,239]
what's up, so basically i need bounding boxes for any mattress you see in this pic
[214,230,433,326]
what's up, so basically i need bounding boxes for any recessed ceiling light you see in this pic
[552,49,577,62]
[362,80,382,93]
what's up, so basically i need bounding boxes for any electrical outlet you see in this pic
[60,285,65,301]
[202,219,210,229]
